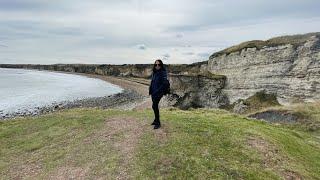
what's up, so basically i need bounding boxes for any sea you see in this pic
[0,68,123,116]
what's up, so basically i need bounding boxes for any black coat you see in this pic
[149,68,168,98]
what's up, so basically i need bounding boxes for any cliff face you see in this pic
[168,73,228,109]
[207,32,320,104]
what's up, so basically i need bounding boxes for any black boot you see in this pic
[151,120,156,125]
[154,123,161,129]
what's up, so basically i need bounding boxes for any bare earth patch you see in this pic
[247,137,302,180]
[8,161,43,180]
[103,116,169,179]
[47,166,90,180]
[103,117,144,179]
[45,116,147,179]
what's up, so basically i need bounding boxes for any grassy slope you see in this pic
[0,107,319,179]
[247,101,320,132]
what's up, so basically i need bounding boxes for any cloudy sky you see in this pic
[0,0,319,64]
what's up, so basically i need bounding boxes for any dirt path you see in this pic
[99,116,168,179]
[103,116,145,179]
[43,114,168,179]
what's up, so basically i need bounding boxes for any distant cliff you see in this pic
[0,63,204,79]
[206,32,320,105]
[1,32,320,108]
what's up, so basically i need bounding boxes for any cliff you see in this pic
[0,63,204,79]
[1,32,320,108]
[206,32,320,105]
[167,72,227,109]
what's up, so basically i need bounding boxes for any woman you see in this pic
[149,59,168,129]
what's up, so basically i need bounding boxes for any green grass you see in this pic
[210,32,320,58]
[1,106,319,179]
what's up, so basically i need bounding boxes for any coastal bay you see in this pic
[0,68,150,119]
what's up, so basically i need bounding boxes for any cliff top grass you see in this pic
[210,32,320,59]
[1,105,319,179]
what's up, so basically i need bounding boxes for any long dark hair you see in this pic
[152,59,165,73]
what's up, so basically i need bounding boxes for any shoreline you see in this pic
[54,70,150,97]
[0,69,152,120]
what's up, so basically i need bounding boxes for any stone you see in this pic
[207,33,320,105]
[232,100,248,114]
[168,72,228,109]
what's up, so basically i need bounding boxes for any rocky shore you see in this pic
[0,71,150,120]
[0,89,146,120]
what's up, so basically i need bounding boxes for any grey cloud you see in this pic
[0,1,49,11]
[0,41,8,48]
[165,0,320,32]
[183,52,194,55]
[162,53,170,59]
[136,44,147,50]
[197,52,210,58]
[0,0,75,13]
[0,20,85,40]
[176,33,183,38]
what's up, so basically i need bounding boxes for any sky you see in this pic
[0,0,319,65]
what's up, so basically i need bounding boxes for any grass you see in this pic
[210,32,320,58]
[1,106,320,179]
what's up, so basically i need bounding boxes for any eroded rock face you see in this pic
[232,100,248,114]
[168,73,228,109]
[207,34,320,104]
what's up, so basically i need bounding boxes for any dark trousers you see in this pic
[152,95,162,125]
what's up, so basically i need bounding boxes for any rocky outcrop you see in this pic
[166,72,228,109]
[206,32,320,105]
[248,110,299,124]
[229,90,281,114]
